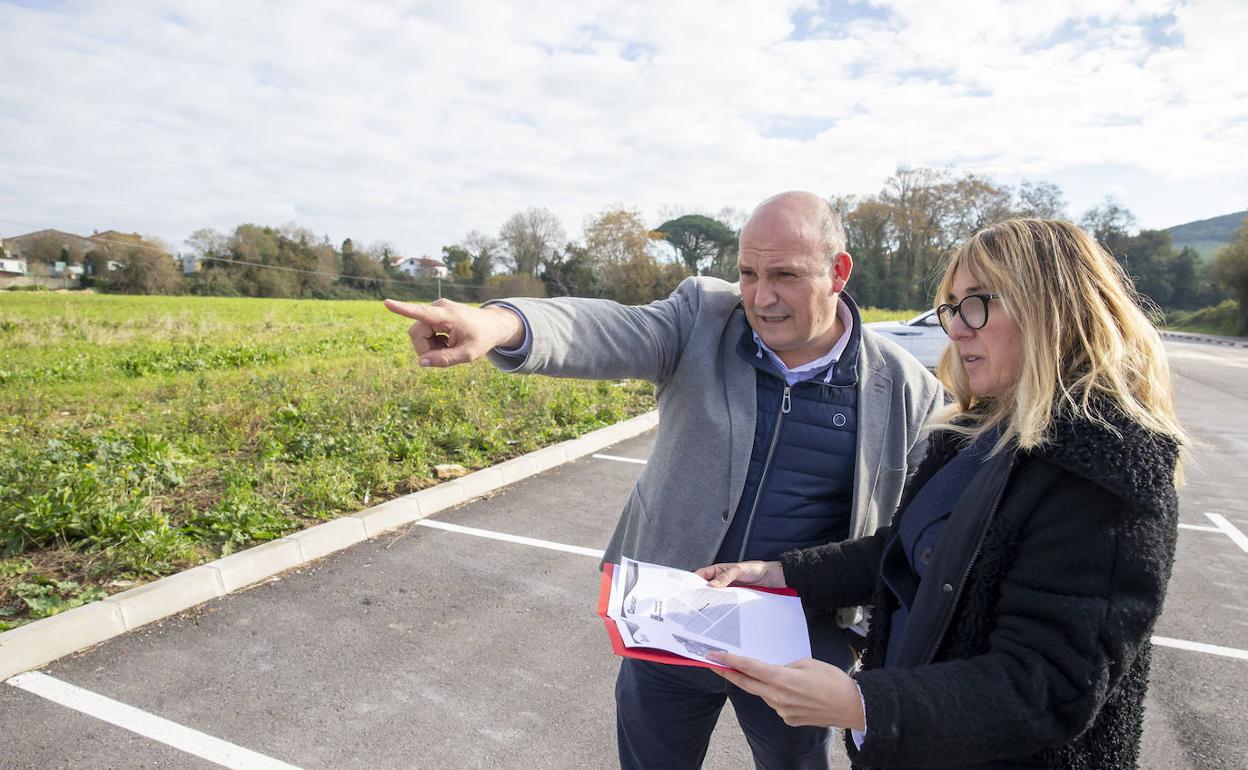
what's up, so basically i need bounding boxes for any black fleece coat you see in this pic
[781,409,1179,769]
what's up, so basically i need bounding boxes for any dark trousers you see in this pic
[616,659,834,769]
[614,622,852,770]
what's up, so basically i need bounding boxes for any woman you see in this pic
[697,218,1185,768]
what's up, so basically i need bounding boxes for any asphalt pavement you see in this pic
[2,338,1246,769]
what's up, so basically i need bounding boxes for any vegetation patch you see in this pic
[0,293,655,627]
[1165,300,1242,337]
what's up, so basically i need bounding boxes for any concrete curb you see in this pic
[1161,330,1248,349]
[0,410,659,680]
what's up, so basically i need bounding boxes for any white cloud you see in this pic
[0,0,1244,258]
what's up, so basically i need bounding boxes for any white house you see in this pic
[393,256,449,279]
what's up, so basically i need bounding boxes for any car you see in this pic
[865,309,948,369]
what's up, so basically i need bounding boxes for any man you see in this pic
[385,191,942,769]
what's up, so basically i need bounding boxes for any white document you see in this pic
[607,556,811,667]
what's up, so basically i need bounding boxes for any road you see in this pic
[1142,341,1248,768]
[2,339,1245,769]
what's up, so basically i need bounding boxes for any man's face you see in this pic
[737,208,850,368]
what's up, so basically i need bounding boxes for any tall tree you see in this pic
[105,239,183,295]
[1015,180,1067,219]
[580,207,688,302]
[541,242,599,298]
[1080,197,1136,255]
[184,228,236,295]
[836,195,897,308]
[1212,217,1248,334]
[186,228,229,264]
[1121,229,1178,308]
[462,231,500,283]
[1168,246,1206,310]
[880,167,954,307]
[276,224,335,298]
[716,206,750,231]
[341,237,386,291]
[340,237,355,275]
[440,245,473,280]
[944,173,1014,246]
[584,208,652,268]
[655,214,735,275]
[499,207,565,277]
[229,224,288,296]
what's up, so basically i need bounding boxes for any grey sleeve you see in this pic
[483,278,707,383]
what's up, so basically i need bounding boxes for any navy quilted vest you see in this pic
[714,299,862,563]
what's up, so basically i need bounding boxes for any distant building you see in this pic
[87,230,146,272]
[90,230,144,250]
[2,227,153,287]
[0,253,31,288]
[392,255,449,279]
[2,229,97,263]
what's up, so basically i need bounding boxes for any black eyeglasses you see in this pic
[936,293,1000,333]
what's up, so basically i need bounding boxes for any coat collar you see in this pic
[928,403,1179,518]
[1031,404,1178,518]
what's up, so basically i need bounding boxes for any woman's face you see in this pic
[944,268,1024,400]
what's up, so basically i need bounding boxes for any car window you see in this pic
[909,311,940,327]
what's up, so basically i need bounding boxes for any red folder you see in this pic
[595,562,799,669]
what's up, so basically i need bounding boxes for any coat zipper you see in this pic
[736,384,790,561]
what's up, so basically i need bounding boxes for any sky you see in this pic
[1,0,1246,259]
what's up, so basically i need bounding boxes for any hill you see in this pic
[1167,210,1247,261]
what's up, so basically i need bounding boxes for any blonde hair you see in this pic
[931,218,1186,476]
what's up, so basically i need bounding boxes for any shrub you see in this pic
[481,273,547,300]
[1165,299,1241,337]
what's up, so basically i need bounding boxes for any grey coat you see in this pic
[490,277,942,625]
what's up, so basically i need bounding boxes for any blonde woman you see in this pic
[697,219,1185,769]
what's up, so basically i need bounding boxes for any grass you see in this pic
[0,291,916,630]
[0,292,659,629]
[1164,299,1243,338]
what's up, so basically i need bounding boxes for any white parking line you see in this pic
[1205,512,1248,554]
[1151,637,1248,661]
[1178,524,1221,533]
[415,519,605,558]
[591,453,648,465]
[6,672,303,770]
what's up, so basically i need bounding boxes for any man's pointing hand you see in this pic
[383,298,525,368]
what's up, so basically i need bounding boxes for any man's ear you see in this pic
[831,251,853,293]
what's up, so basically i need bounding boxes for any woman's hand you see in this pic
[694,560,787,588]
[707,652,866,730]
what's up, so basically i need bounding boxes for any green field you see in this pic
[0,291,914,629]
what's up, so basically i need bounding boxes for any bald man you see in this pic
[386,192,941,769]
